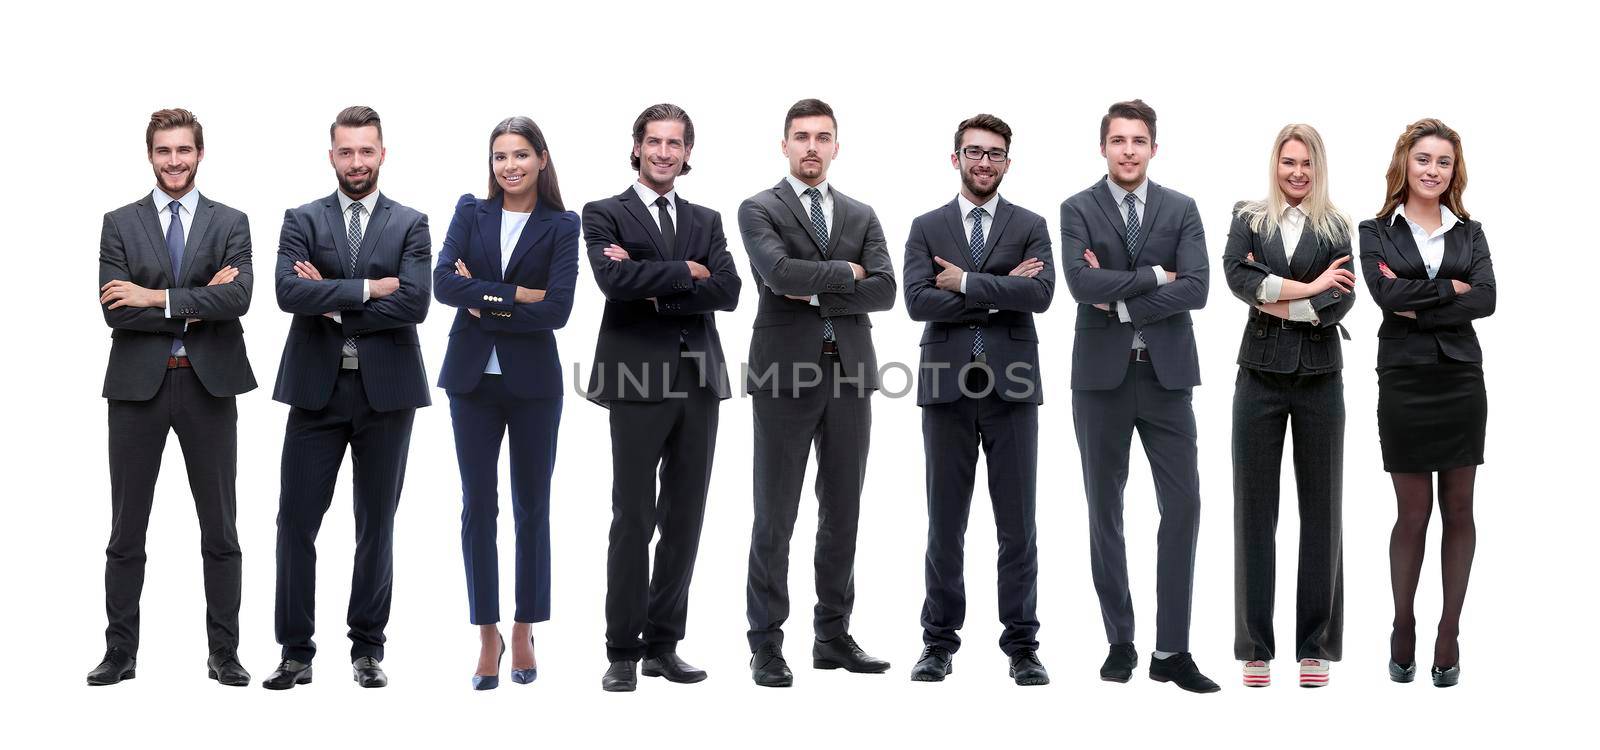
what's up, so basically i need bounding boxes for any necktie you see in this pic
[805,187,834,342]
[969,206,987,361]
[1123,193,1147,350]
[655,196,676,258]
[343,203,365,357]
[166,201,185,354]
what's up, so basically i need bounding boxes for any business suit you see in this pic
[1061,177,1208,653]
[98,190,255,658]
[584,185,740,662]
[740,178,896,650]
[271,191,431,663]
[1221,206,1354,664]
[435,193,578,625]
[903,196,1053,657]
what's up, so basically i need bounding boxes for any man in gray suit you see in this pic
[1061,99,1219,692]
[92,108,256,687]
[739,98,896,687]
[903,114,1054,686]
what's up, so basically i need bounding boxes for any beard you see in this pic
[155,166,197,196]
[338,167,379,198]
[961,168,1001,200]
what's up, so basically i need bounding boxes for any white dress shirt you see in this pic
[786,175,833,306]
[1104,177,1170,348]
[1391,203,1460,280]
[156,187,200,354]
[483,209,532,375]
[1255,204,1320,323]
[632,181,677,231]
[955,192,1000,301]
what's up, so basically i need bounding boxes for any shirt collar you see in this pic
[1105,176,1147,207]
[337,190,379,217]
[632,181,676,211]
[957,192,1000,220]
[1390,203,1460,234]
[1282,202,1307,222]
[152,187,199,217]
[786,174,829,201]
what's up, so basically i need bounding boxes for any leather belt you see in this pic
[340,357,361,371]
[166,356,192,369]
[821,341,839,356]
[1129,349,1151,363]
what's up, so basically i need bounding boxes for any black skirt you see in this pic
[1376,360,1487,472]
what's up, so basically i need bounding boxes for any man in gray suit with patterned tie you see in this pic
[739,98,897,687]
[92,108,256,687]
[1061,100,1219,692]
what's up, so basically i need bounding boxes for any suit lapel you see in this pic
[1090,179,1130,253]
[619,188,665,257]
[674,194,698,261]
[1286,224,1319,280]
[477,196,504,282]
[134,194,177,285]
[1131,182,1164,260]
[505,202,555,279]
[941,199,972,270]
[1384,217,1427,278]
[825,187,848,258]
[773,181,824,257]
[1262,221,1291,275]
[979,197,1015,270]
[1438,221,1470,279]
[178,193,214,285]
[321,194,348,275]
[355,194,393,275]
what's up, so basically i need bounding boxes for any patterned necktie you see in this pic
[969,206,987,360]
[166,201,185,354]
[805,187,834,342]
[343,202,365,357]
[655,196,676,258]
[1124,192,1147,349]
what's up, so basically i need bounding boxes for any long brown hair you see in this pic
[487,116,564,211]
[1377,118,1468,220]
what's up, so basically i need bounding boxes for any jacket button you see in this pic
[680,328,690,336]
[969,323,977,329]
[1331,292,1340,298]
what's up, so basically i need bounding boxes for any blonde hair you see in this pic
[1236,123,1348,245]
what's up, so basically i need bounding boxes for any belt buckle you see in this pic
[340,356,361,371]
[1131,349,1151,363]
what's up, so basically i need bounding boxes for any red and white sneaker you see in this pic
[1242,660,1270,688]
[1299,659,1330,688]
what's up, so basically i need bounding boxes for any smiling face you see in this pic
[1406,134,1455,203]
[492,133,545,199]
[1277,137,1312,205]
[635,118,689,193]
[952,127,1010,201]
[782,114,838,185]
[330,124,385,199]
[1100,117,1156,191]
[149,127,202,198]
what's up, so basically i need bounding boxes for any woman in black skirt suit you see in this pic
[1358,118,1496,687]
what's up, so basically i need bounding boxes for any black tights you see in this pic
[1389,466,1476,669]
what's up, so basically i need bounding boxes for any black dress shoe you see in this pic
[750,642,793,688]
[1100,642,1137,682]
[642,653,706,684]
[910,646,953,682]
[87,647,136,686]
[813,634,890,673]
[207,650,250,687]
[352,656,387,688]
[1431,664,1460,688]
[1009,649,1050,686]
[262,659,312,690]
[602,660,638,692]
[1389,659,1417,683]
[1149,653,1221,693]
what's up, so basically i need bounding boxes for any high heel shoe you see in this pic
[473,635,505,691]
[511,634,538,685]
[1388,660,1416,683]
[1431,664,1460,687]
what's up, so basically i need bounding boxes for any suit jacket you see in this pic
[1358,215,1495,367]
[99,192,257,401]
[1061,178,1209,391]
[1221,205,1356,374]
[435,194,580,400]
[903,196,1054,405]
[583,187,740,403]
[738,180,896,393]
[272,192,432,412]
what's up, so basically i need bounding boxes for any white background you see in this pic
[3,0,1593,746]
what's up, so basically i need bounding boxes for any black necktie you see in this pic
[655,196,676,258]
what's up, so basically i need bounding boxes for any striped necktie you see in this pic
[805,187,834,342]
[969,206,987,360]
[343,202,364,357]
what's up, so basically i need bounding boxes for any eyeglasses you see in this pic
[961,146,1009,163]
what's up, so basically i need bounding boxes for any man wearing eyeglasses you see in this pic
[902,114,1054,686]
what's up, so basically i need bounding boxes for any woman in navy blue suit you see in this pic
[434,116,580,689]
